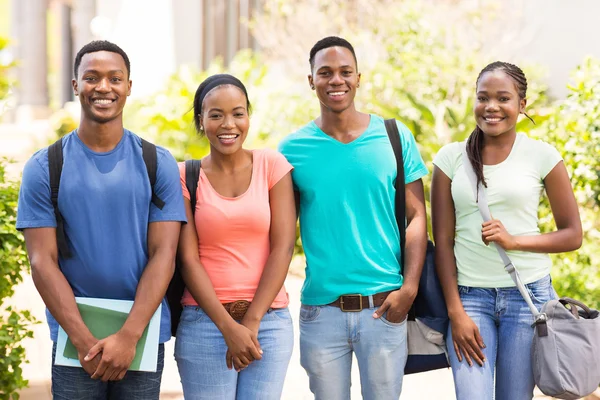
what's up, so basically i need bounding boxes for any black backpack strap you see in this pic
[48,138,72,259]
[184,159,201,216]
[167,159,201,337]
[384,119,405,272]
[141,138,165,210]
[385,119,416,321]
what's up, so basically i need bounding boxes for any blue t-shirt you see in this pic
[279,115,428,305]
[16,130,187,343]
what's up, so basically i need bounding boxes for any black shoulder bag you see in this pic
[383,119,450,374]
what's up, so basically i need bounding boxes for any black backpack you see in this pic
[383,119,449,374]
[47,137,166,259]
[166,159,201,336]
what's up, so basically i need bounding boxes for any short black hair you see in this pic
[309,36,357,72]
[193,74,252,134]
[73,40,130,79]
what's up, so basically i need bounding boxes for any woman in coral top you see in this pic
[174,74,296,399]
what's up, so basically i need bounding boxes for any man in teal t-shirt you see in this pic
[279,36,428,399]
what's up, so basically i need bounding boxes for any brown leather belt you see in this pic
[222,300,277,320]
[328,290,394,312]
[223,300,251,320]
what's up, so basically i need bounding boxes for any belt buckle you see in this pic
[228,300,250,320]
[340,294,362,312]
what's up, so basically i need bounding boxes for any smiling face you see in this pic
[200,85,250,156]
[72,51,131,124]
[309,46,360,115]
[474,70,526,138]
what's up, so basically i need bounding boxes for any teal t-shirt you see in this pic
[279,115,428,305]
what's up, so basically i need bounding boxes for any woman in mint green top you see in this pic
[431,61,582,400]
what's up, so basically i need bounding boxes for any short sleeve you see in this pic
[397,121,429,183]
[277,137,298,191]
[432,142,460,180]
[16,153,57,230]
[537,140,563,179]
[149,149,187,223]
[177,162,191,201]
[266,149,293,190]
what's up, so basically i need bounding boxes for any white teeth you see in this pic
[93,99,112,104]
[485,117,503,122]
[330,92,345,96]
[218,135,237,139]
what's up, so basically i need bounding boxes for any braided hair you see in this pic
[467,61,534,190]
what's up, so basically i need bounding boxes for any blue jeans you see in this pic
[51,342,164,400]
[448,274,557,400]
[174,306,294,400]
[300,304,408,400]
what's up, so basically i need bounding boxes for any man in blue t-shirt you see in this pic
[279,36,428,399]
[16,41,186,399]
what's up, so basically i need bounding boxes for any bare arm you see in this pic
[430,167,462,318]
[179,198,263,371]
[401,178,428,294]
[242,172,296,324]
[482,161,583,253]
[24,228,100,375]
[177,198,235,333]
[121,220,181,339]
[374,179,427,323]
[431,166,485,366]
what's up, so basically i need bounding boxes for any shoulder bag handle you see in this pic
[459,143,547,328]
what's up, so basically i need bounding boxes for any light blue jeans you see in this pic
[448,274,557,400]
[174,306,294,400]
[300,304,408,400]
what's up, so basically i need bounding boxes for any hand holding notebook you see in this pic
[55,298,161,372]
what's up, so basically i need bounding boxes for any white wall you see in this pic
[476,0,600,99]
[94,0,177,99]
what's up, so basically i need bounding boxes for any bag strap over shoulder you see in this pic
[48,137,72,259]
[49,136,166,259]
[460,143,549,334]
[184,159,201,216]
[384,119,406,271]
[141,138,165,210]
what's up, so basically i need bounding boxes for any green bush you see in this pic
[0,36,36,400]
[0,159,36,400]
[531,57,600,309]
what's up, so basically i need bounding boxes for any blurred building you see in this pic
[6,0,260,121]
[5,0,600,122]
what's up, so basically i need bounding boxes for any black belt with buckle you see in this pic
[328,290,394,312]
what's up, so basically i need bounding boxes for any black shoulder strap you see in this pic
[384,119,406,272]
[141,138,165,210]
[184,159,201,216]
[48,138,72,259]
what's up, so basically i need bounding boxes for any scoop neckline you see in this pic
[200,150,256,200]
[482,133,523,169]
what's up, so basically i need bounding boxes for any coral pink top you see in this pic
[179,149,292,308]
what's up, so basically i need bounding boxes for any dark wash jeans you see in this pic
[51,342,164,400]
